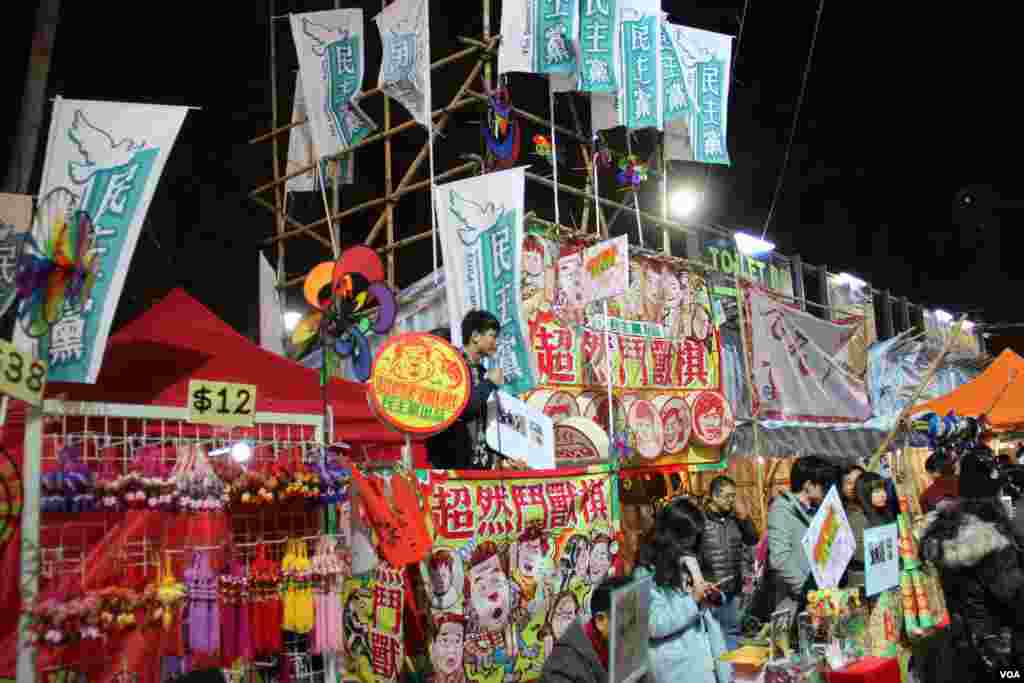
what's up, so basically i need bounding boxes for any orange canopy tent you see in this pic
[913,348,1024,430]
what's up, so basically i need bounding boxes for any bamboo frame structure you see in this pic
[249,0,986,357]
[249,0,714,297]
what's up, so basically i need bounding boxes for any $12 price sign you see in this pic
[187,379,257,428]
[0,338,47,407]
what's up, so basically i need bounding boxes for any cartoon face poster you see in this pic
[425,469,618,683]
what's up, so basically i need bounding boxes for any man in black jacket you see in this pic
[699,475,758,650]
[425,311,526,470]
[540,575,631,683]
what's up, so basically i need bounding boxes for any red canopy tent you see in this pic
[0,288,424,678]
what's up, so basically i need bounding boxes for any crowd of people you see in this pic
[428,311,1024,682]
[539,452,1024,683]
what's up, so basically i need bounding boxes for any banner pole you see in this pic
[626,131,643,248]
[603,300,615,450]
[425,0,441,286]
[549,78,561,231]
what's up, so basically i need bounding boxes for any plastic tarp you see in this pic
[865,329,982,433]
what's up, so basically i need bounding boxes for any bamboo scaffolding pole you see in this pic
[264,161,477,246]
[251,194,332,249]
[464,89,588,143]
[384,0,395,287]
[525,170,706,237]
[361,43,493,248]
[268,0,287,282]
[282,227,434,287]
[247,43,484,145]
[250,96,477,198]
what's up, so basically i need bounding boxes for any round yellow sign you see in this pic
[368,332,472,436]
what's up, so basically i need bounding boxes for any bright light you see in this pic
[934,309,953,324]
[836,272,867,290]
[283,311,302,332]
[231,442,253,464]
[734,232,775,256]
[671,188,700,217]
[961,320,975,331]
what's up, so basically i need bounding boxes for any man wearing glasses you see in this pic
[699,475,759,649]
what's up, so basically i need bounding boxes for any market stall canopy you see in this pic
[44,288,406,443]
[912,348,1024,431]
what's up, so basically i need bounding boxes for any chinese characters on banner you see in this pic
[291,9,375,172]
[341,563,406,682]
[425,469,616,682]
[498,0,579,76]
[739,279,872,424]
[435,168,538,395]
[0,192,32,317]
[525,232,721,393]
[374,0,431,128]
[663,23,733,165]
[619,0,661,130]
[13,99,188,382]
[579,0,619,92]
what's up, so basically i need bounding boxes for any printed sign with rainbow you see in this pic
[802,485,856,589]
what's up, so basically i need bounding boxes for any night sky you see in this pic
[2,2,1016,347]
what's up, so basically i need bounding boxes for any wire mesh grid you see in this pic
[35,411,339,683]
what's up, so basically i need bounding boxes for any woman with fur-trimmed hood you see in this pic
[916,496,1024,681]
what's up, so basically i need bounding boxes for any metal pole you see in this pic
[17,405,44,683]
[268,0,286,284]
[817,265,830,319]
[791,253,806,311]
[880,289,894,340]
[4,0,60,194]
[384,0,395,287]
[661,144,670,255]
[898,296,911,332]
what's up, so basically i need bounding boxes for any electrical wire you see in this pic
[761,0,826,239]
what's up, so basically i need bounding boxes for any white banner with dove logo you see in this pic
[13,98,187,382]
[434,167,538,396]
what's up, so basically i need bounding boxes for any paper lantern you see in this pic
[554,417,610,463]
[688,390,734,447]
[527,389,580,424]
[652,395,692,454]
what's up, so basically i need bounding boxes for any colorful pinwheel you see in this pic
[616,154,648,189]
[291,246,397,382]
[16,188,99,338]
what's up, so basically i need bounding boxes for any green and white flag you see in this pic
[619,0,661,130]
[374,0,431,128]
[664,23,733,165]
[578,0,619,92]
[434,167,538,395]
[291,9,376,164]
[498,0,579,76]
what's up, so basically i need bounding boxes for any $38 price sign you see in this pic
[187,379,257,428]
[0,338,47,407]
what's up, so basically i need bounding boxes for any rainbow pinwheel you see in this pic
[290,246,397,382]
[16,189,99,338]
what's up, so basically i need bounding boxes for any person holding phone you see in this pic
[634,497,733,683]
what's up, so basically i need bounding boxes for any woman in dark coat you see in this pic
[915,497,1024,682]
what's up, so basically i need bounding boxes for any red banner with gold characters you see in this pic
[521,229,729,468]
[424,467,617,683]
[368,332,472,436]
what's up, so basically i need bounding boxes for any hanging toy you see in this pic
[482,87,521,170]
[615,154,648,189]
[533,134,553,161]
[290,246,397,382]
